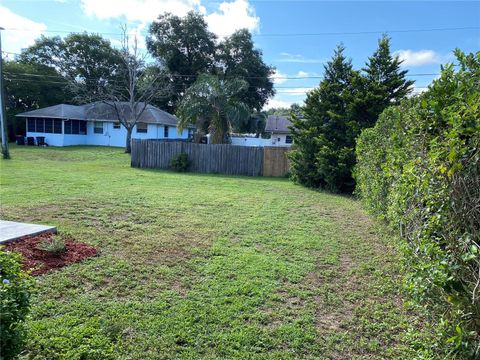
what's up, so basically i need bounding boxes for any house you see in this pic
[229,116,295,147]
[16,102,194,147]
[265,115,293,147]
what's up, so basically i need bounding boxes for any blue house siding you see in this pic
[18,102,193,147]
[25,120,190,147]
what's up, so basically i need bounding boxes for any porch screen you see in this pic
[27,118,63,134]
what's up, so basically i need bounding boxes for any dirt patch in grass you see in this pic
[306,256,357,332]
[4,233,97,275]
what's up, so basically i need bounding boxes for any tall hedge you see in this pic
[355,50,480,358]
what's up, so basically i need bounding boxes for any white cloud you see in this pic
[276,87,313,94]
[295,71,320,78]
[263,98,295,110]
[265,85,313,110]
[0,5,47,55]
[394,49,443,67]
[205,0,259,37]
[80,0,202,23]
[81,0,259,38]
[277,52,325,64]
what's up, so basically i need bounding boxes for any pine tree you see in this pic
[290,44,358,192]
[357,35,414,128]
[290,39,414,193]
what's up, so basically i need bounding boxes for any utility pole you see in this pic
[0,26,10,159]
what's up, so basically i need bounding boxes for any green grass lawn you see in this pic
[1,146,427,359]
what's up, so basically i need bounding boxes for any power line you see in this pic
[3,26,479,38]
[4,71,441,81]
[4,77,431,93]
[254,27,480,37]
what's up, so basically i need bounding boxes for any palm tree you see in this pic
[176,74,250,144]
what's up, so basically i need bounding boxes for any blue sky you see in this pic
[1,0,479,109]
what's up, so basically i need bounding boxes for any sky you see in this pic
[1,0,479,109]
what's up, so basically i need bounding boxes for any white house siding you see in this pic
[230,134,293,147]
[270,133,293,147]
[26,121,190,147]
[230,137,271,147]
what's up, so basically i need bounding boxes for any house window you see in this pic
[136,122,147,133]
[286,135,293,144]
[164,125,169,138]
[27,118,35,132]
[72,120,80,134]
[64,120,71,134]
[44,119,53,133]
[188,128,194,138]
[27,118,62,133]
[94,121,103,134]
[64,120,86,135]
[53,120,62,134]
[35,118,44,133]
[113,122,121,129]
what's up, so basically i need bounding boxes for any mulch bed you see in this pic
[3,233,97,276]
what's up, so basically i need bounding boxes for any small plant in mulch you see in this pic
[4,233,97,276]
[36,235,66,255]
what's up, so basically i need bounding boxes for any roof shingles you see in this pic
[265,115,293,134]
[16,101,180,126]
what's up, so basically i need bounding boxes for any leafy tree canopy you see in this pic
[147,12,274,112]
[147,12,217,108]
[20,33,124,101]
[4,61,70,139]
[266,103,302,117]
[217,29,275,112]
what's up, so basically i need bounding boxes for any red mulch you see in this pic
[3,233,97,276]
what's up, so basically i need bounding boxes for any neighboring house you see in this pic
[265,115,294,147]
[229,116,295,147]
[16,102,194,147]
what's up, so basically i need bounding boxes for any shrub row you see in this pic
[355,50,480,358]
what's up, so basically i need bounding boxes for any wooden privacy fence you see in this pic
[131,139,291,177]
[263,146,290,177]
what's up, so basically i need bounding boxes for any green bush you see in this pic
[0,248,33,359]
[37,235,66,255]
[355,50,480,358]
[170,153,190,172]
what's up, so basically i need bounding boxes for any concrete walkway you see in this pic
[0,220,57,244]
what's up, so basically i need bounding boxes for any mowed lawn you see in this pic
[1,146,425,359]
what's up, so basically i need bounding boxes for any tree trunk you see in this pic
[125,127,132,154]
